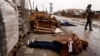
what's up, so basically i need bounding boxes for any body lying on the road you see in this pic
[27,33,88,56]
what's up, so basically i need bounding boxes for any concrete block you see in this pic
[0,52,1,56]
[0,46,7,52]
[0,0,19,55]
[0,39,7,46]
[1,52,7,56]
[0,1,18,23]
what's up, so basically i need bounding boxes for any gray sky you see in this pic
[30,0,100,12]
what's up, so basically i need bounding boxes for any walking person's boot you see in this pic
[90,29,93,31]
[85,28,87,30]
[89,23,93,31]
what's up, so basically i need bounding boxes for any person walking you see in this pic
[85,4,94,31]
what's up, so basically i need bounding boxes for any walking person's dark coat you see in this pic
[85,4,94,31]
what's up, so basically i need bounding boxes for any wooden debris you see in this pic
[30,12,61,33]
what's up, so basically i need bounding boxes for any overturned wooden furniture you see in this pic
[33,18,56,33]
[30,12,61,33]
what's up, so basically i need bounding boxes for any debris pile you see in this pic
[30,12,61,33]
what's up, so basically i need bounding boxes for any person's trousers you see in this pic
[28,41,62,53]
[85,19,92,30]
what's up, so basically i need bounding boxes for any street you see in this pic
[55,15,100,56]
[16,15,100,56]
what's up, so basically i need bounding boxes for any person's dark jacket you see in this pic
[86,8,94,18]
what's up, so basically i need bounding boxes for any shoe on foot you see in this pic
[27,40,30,45]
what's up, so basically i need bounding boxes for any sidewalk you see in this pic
[16,33,60,56]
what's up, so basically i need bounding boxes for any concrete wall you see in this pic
[0,0,19,56]
[0,0,30,56]
[15,0,30,37]
[14,0,30,9]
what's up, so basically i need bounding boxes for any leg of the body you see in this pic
[85,20,89,30]
[88,20,93,31]
[28,41,62,53]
